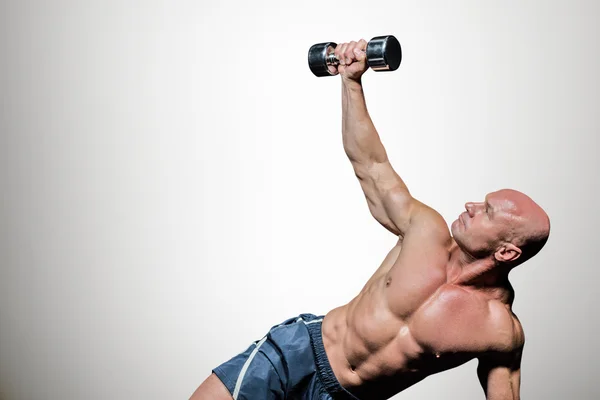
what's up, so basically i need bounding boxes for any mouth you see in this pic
[459,213,467,228]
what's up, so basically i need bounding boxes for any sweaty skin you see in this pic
[190,39,550,400]
[322,203,524,399]
[322,39,549,400]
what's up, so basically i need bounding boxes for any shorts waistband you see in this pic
[301,315,361,400]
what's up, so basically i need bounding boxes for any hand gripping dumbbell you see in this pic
[308,35,402,77]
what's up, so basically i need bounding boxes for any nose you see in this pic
[465,203,474,217]
[464,202,482,217]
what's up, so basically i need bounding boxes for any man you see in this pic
[191,38,550,400]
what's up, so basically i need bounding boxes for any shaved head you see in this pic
[451,189,550,266]
[495,189,550,266]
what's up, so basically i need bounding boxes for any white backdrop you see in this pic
[1,1,598,399]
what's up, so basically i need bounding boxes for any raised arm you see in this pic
[477,348,523,400]
[335,39,418,237]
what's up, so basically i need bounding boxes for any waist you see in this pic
[321,306,425,388]
[304,313,362,400]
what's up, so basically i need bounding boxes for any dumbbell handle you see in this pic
[326,52,340,66]
[325,50,365,66]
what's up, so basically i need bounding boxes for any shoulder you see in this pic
[428,286,524,351]
[487,301,525,353]
[405,200,451,242]
[478,305,524,372]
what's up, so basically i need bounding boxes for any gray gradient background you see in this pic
[0,1,598,399]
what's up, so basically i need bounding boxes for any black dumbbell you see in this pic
[308,35,402,77]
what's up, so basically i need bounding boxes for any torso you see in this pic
[321,211,524,400]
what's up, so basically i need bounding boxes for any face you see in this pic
[451,190,521,257]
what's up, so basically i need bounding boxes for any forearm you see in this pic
[485,388,519,400]
[478,356,521,400]
[341,78,388,165]
[335,40,413,235]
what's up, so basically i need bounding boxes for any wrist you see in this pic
[342,77,363,91]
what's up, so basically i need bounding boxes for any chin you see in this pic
[450,219,460,237]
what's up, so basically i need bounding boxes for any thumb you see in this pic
[353,48,366,61]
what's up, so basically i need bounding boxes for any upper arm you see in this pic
[353,160,416,236]
[477,348,523,400]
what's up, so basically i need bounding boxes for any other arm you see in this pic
[477,347,523,400]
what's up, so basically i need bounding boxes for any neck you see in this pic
[447,242,511,288]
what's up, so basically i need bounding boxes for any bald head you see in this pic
[451,188,550,266]
[491,189,550,265]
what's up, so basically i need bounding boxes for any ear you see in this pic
[494,243,522,263]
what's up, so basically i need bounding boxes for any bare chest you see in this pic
[406,285,509,357]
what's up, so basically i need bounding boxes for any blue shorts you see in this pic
[213,313,361,400]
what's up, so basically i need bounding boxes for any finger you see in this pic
[357,38,367,51]
[344,41,357,65]
[327,63,338,75]
[354,39,367,61]
[336,43,348,65]
[353,48,366,62]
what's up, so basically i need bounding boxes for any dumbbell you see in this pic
[308,35,402,77]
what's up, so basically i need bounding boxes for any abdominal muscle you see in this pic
[321,244,441,398]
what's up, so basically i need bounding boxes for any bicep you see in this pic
[353,160,414,236]
[477,349,523,400]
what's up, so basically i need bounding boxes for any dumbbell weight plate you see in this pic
[366,35,402,71]
[308,42,338,77]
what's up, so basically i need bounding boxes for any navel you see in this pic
[385,276,392,286]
